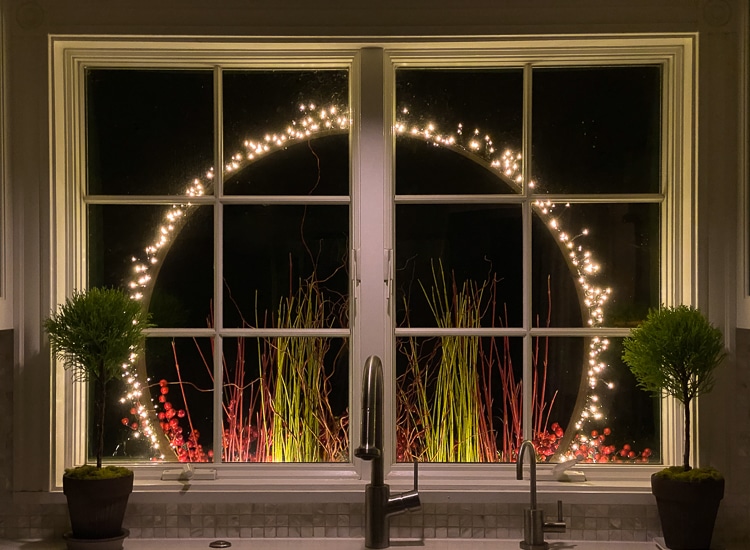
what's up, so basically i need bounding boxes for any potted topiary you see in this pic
[44,287,152,548]
[622,304,726,550]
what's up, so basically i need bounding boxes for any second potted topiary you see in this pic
[45,287,152,548]
[622,304,725,550]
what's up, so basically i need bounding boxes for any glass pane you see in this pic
[396,138,520,195]
[532,66,662,194]
[223,205,349,329]
[396,336,523,463]
[223,337,349,462]
[551,337,660,464]
[99,337,215,463]
[147,337,215,462]
[532,203,660,328]
[89,205,214,328]
[225,134,349,195]
[89,204,215,328]
[95,364,157,463]
[86,69,214,195]
[223,70,349,196]
[395,68,523,195]
[396,204,523,328]
[88,204,164,289]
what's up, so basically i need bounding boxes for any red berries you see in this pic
[154,378,210,462]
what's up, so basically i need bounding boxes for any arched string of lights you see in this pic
[118,103,611,461]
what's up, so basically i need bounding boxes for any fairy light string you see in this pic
[120,103,613,460]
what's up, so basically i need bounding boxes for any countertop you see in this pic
[0,538,665,549]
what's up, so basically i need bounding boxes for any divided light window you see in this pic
[70,43,673,473]
[392,65,661,464]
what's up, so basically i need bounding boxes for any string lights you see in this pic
[119,103,612,460]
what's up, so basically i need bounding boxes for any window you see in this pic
[51,37,695,483]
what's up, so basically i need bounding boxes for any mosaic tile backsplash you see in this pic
[0,501,661,542]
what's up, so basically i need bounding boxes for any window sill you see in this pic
[20,475,655,507]
[39,462,660,506]
[117,479,654,506]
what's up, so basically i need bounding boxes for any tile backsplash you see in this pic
[0,500,661,542]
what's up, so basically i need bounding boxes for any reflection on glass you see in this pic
[223,337,349,462]
[532,66,662,194]
[86,69,214,196]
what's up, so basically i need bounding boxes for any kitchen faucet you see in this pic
[516,440,566,550]
[355,355,421,549]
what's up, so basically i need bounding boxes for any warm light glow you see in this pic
[121,103,613,460]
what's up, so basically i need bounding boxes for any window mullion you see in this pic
[212,66,224,465]
[522,63,533,442]
[352,47,391,470]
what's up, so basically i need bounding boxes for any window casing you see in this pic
[50,36,696,489]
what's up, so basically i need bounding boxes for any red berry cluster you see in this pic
[120,408,149,433]
[533,422,565,460]
[572,427,652,463]
[155,379,211,462]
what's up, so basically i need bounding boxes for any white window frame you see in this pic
[50,34,696,495]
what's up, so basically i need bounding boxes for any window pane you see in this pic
[532,66,662,194]
[223,205,349,329]
[223,337,349,462]
[95,366,157,463]
[89,204,215,328]
[99,337,215,463]
[552,337,660,464]
[532,203,660,328]
[86,69,214,195]
[145,337,215,462]
[396,336,525,463]
[396,138,521,195]
[395,68,523,195]
[225,134,349,196]
[394,334,659,465]
[88,204,164,289]
[396,204,523,328]
[223,70,349,196]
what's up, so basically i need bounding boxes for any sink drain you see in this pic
[208,540,232,548]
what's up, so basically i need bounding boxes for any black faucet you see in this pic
[355,355,421,549]
[516,440,566,550]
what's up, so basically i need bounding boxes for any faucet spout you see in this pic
[355,355,420,549]
[516,440,538,510]
[515,440,566,550]
[355,355,384,485]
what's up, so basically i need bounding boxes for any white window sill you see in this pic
[34,462,660,506]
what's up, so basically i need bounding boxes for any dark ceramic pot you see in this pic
[651,472,724,550]
[63,472,134,540]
